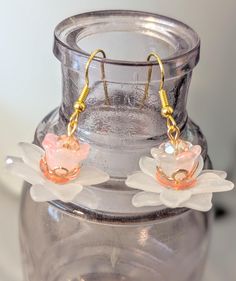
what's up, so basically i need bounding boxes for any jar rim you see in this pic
[54,10,200,69]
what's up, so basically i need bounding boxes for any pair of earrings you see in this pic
[6,50,234,211]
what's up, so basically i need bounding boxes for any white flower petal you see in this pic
[30,184,57,202]
[192,173,234,194]
[132,191,162,207]
[200,169,227,179]
[5,156,22,165]
[194,155,204,177]
[198,172,221,181]
[181,193,213,212]
[5,156,44,185]
[18,142,44,172]
[73,166,109,186]
[46,182,83,202]
[160,189,192,208]
[139,156,157,179]
[150,147,162,159]
[73,188,98,209]
[126,172,163,193]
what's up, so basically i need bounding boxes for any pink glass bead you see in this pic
[156,140,201,190]
[40,133,90,184]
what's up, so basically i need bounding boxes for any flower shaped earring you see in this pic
[125,52,234,211]
[6,49,110,202]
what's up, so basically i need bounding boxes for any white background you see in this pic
[0,1,236,280]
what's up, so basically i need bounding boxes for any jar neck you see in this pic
[60,65,191,139]
[54,10,199,140]
[54,10,199,180]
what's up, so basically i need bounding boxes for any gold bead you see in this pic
[161,106,173,117]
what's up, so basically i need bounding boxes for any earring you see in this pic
[6,49,110,203]
[125,52,234,211]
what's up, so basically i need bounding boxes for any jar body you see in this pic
[20,185,211,281]
[19,10,212,281]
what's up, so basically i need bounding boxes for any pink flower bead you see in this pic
[155,140,201,190]
[40,133,90,184]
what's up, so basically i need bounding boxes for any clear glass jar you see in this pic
[20,10,212,281]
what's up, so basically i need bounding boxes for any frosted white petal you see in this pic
[198,172,221,181]
[73,188,98,209]
[5,156,43,185]
[73,166,110,186]
[126,172,163,193]
[19,142,44,172]
[194,155,204,177]
[192,173,234,194]
[181,193,213,212]
[6,156,22,165]
[132,192,162,207]
[151,147,162,159]
[160,189,191,208]
[139,156,157,179]
[30,184,57,202]
[46,182,83,202]
[200,169,227,179]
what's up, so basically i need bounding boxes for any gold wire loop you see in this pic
[67,49,110,137]
[144,52,181,144]
[168,125,180,143]
[67,111,79,137]
[166,115,177,128]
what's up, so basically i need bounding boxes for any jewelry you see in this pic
[125,52,234,211]
[6,50,110,203]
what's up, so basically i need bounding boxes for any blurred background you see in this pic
[0,0,236,280]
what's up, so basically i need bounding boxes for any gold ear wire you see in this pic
[67,49,110,137]
[143,52,180,144]
[84,49,110,106]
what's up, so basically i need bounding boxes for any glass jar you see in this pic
[20,10,212,281]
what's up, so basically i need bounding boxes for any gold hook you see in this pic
[147,52,165,91]
[84,49,110,105]
[67,49,110,137]
[142,52,165,107]
[143,52,180,144]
